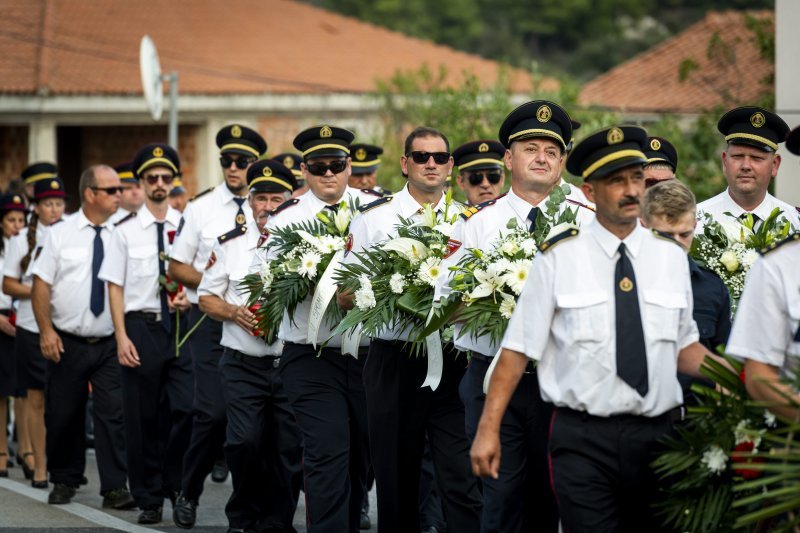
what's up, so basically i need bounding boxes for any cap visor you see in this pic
[585,157,646,180]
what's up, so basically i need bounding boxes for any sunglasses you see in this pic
[467,171,503,186]
[91,186,124,195]
[143,174,172,185]
[220,155,256,169]
[306,160,347,176]
[407,151,450,165]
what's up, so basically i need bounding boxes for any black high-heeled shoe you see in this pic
[0,452,8,477]
[20,452,34,480]
[31,479,49,489]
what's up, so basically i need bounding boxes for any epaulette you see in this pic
[538,226,579,253]
[760,232,800,256]
[114,211,137,226]
[566,198,596,212]
[459,198,497,220]
[361,188,387,198]
[651,229,682,247]
[189,186,214,202]
[218,225,248,244]
[270,198,299,216]
[358,195,393,213]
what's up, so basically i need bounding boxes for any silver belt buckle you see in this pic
[273,357,280,368]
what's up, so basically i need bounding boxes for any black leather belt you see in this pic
[226,347,281,368]
[470,351,537,374]
[55,328,113,345]
[126,310,170,322]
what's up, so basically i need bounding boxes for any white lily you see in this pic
[333,207,352,234]
[468,267,503,299]
[296,230,322,248]
[382,237,430,264]
[719,219,754,244]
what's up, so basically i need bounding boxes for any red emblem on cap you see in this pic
[444,238,462,259]
[205,251,217,270]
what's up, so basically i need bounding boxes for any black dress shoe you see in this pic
[211,459,229,483]
[31,479,49,489]
[48,483,77,504]
[172,494,197,529]
[102,487,137,510]
[360,506,371,530]
[79,475,88,486]
[138,507,163,524]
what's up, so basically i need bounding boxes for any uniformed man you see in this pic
[168,176,188,213]
[437,101,594,533]
[260,124,374,532]
[697,106,799,229]
[730,124,800,420]
[198,159,302,533]
[109,162,145,225]
[99,144,193,524]
[471,125,723,531]
[349,143,390,195]
[642,136,678,187]
[21,162,58,203]
[273,152,307,197]
[168,124,267,527]
[452,140,506,206]
[339,126,482,533]
[31,165,134,508]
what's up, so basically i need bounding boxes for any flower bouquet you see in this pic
[332,193,459,356]
[691,208,792,311]
[240,200,355,345]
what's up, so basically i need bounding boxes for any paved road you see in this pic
[0,448,378,532]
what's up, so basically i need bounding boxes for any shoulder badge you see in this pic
[539,227,579,253]
[190,186,215,202]
[218,225,248,244]
[566,198,596,212]
[459,198,497,220]
[361,188,387,198]
[651,229,683,247]
[357,195,393,213]
[205,251,217,270]
[270,198,299,216]
[760,232,800,256]
[114,211,137,226]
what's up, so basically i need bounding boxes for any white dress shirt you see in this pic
[259,186,375,347]
[697,189,800,230]
[436,182,596,357]
[198,221,282,357]
[99,204,182,313]
[727,239,800,368]
[32,209,115,337]
[2,224,51,332]
[170,185,254,303]
[502,219,699,417]
[0,236,11,310]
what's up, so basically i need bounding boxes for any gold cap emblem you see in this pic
[536,105,552,123]
[750,112,765,128]
[231,125,242,138]
[320,126,333,138]
[478,142,489,153]
[607,127,624,145]
[262,166,273,177]
[355,148,367,161]
[619,276,634,292]
[153,146,164,157]
[650,139,661,151]
[50,180,59,189]
[283,156,294,168]
[13,195,21,204]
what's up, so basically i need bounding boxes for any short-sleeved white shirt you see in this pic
[2,223,51,332]
[0,236,11,310]
[502,219,699,417]
[697,189,800,230]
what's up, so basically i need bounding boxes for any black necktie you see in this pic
[90,225,104,317]
[156,222,170,332]
[325,204,339,214]
[615,243,648,397]
[527,207,540,233]
[233,197,246,230]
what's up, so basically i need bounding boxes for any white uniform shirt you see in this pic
[170,185,254,303]
[2,223,51,332]
[32,209,115,337]
[727,239,800,368]
[0,236,11,310]
[697,189,800,230]
[436,182,596,357]
[502,219,699,417]
[345,185,451,342]
[198,221,281,357]
[259,186,375,347]
[99,204,182,313]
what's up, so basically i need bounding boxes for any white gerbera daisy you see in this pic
[297,251,321,278]
[503,260,532,295]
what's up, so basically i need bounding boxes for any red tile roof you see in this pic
[0,0,547,96]
[579,10,773,114]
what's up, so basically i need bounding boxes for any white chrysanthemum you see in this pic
[491,259,512,275]
[354,275,376,310]
[520,238,537,255]
[417,257,442,287]
[499,293,516,319]
[503,260,532,295]
[734,419,763,449]
[700,445,728,475]
[259,261,273,287]
[315,234,344,254]
[297,251,321,279]
[764,410,777,428]
[741,249,759,269]
[390,273,406,294]
[500,240,519,256]
[719,250,740,272]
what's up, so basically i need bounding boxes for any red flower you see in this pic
[731,441,764,480]
[167,230,177,245]
[8,311,16,327]
[739,369,746,384]
[159,274,183,301]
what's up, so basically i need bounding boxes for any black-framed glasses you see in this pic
[220,155,256,169]
[306,160,347,176]
[143,174,172,185]
[407,151,450,165]
[91,186,124,195]
[467,170,503,186]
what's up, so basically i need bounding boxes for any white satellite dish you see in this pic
[140,35,163,121]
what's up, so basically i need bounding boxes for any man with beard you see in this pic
[168,125,267,528]
[99,143,193,524]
